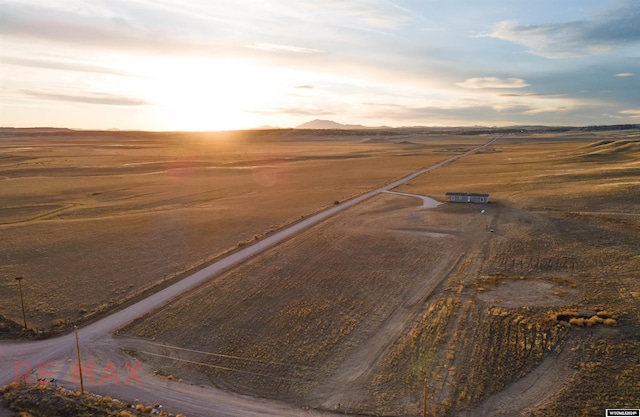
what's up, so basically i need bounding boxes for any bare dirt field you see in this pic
[0,128,484,335]
[122,130,639,416]
[2,128,638,416]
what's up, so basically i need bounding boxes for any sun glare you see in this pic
[145,58,275,131]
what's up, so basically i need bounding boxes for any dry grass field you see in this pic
[122,130,639,416]
[2,127,638,416]
[384,130,640,416]
[0,128,483,335]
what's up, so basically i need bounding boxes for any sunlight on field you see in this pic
[122,130,639,416]
[0,129,469,330]
[2,128,638,416]
[138,58,302,131]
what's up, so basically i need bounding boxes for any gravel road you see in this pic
[0,137,497,416]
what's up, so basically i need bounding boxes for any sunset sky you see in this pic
[1,0,639,131]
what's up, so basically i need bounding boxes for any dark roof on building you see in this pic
[446,192,489,197]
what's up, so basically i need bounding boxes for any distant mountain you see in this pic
[295,119,389,130]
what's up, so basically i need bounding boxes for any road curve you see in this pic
[0,137,497,415]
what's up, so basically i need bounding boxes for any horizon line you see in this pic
[2,123,638,134]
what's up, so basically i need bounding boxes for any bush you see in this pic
[2,383,188,417]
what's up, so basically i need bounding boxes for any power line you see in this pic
[136,350,311,382]
[143,341,313,369]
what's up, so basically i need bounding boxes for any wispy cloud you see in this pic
[456,77,529,89]
[0,0,418,81]
[247,43,322,54]
[22,90,150,106]
[0,0,410,55]
[1,1,638,129]
[499,93,563,97]
[620,109,640,118]
[1,56,137,77]
[304,0,412,30]
[249,106,334,116]
[485,4,640,59]
[366,103,546,125]
[363,94,610,126]
[0,1,231,56]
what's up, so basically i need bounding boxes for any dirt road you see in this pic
[0,137,496,416]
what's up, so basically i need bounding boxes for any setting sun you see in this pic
[145,59,259,130]
[1,1,638,129]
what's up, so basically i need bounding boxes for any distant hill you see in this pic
[295,119,390,130]
[0,127,76,133]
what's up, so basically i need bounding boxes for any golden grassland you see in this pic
[2,128,638,415]
[123,130,639,416]
[123,193,469,398]
[0,129,484,334]
[372,131,640,416]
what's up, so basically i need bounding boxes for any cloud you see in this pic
[0,0,409,57]
[0,1,232,56]
[295,85,315,89]
[366,103,540,124]
[499,92,563,97]
[620,109,640,118]
[456,77,530,89]
[247,43,322,54]
[615,73,635,77]
[361,96,613,126]
[22,90,150,106]
[1,56,137,77]
[249,106,334,116]
[304,0,412,31]
[0,0,421,82]
[485,4,640,59]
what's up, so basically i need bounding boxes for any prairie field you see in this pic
[2,127,639,416]
[122,130,639,416]
[0,128,481,334]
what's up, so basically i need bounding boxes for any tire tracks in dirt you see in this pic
[308,217,487,410]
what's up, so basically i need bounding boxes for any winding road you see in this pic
[0,137,497,416]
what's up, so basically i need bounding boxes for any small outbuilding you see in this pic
[446,192,489,204]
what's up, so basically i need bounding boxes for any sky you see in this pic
[0,0,639,131]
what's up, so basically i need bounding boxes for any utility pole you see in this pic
[423,378,428,417]
[74,326,84,394]
[15,277,27,330]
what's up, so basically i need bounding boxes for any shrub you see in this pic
[587,316,604,325]
[1,383,19,393]
[596,310,615,319]
[569,317,585,326]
